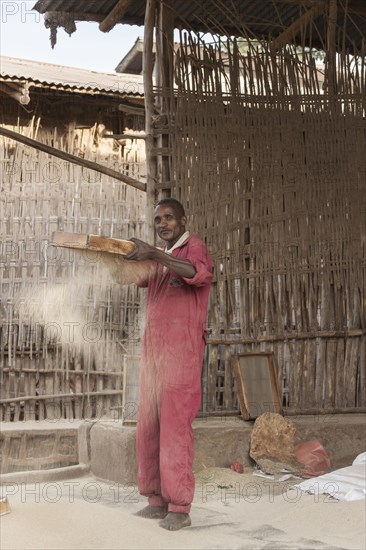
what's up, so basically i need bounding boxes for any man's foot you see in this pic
[135,505,168,519]
[159,512,191,531]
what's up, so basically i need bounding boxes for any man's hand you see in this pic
[125,238,157,261]
[125,238,196,279]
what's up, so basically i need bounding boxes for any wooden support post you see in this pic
[144,0,158,242]
[156,0,174,199]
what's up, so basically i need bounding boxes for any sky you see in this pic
[0,0,143,72]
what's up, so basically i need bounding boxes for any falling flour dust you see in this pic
[15,249,155,367]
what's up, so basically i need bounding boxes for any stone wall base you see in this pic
[1,414,365,485]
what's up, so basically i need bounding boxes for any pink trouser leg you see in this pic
[136,322,204,513]
[136,335,164,503]
[136,402,164,504]
[159,387,201,513]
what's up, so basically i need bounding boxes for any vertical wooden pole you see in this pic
[136,1,157,406]
[144,0,157,242]
[326,0,338,100]
[156,0,174,199]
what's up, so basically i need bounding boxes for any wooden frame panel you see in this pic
[234,352,282,420]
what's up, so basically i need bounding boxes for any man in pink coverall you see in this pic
[126,198,212,531]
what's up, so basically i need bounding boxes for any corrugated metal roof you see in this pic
[33,0,366,53]
[0,56,144,96]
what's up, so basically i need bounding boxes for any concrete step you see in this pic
[1,414,365,485]
[88,414,366,484]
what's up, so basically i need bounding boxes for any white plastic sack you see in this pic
[295,452,366,502]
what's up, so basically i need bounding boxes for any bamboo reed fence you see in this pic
[1,23,365,420]
[161,35,365,414]
[0,116,146,421]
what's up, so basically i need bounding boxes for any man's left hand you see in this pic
[125,238,157,261]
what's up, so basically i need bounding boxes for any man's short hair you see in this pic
[155,198,186,219]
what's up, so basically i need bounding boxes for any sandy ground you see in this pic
[1,468,365,550]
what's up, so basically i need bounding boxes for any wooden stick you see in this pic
[284,407,366,415]
[99,0,133,33]
[0,390,123,404]
[0,82,30,105]
[103,133,147,140]
[208,330,364,345]
[144,0,158,239]
[156,0,174,196]
[272,0,366,16]
[1,367,123,376]
[326,0,338,98]
[0,126,146,192]
[272,0,323,4]
[270,3,326,51]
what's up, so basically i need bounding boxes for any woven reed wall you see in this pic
[0,111,146,421]
[164,36,366,413]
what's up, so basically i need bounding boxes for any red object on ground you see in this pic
[136,234,212,514]
[295,439,331,478]
[231,461,244,473]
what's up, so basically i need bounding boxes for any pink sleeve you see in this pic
[181,240,213,287]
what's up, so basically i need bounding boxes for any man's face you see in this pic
[154,204,187,249]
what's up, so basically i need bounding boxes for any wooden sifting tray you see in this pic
[51,231,136,256]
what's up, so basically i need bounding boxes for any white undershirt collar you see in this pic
[165,231,190,255]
